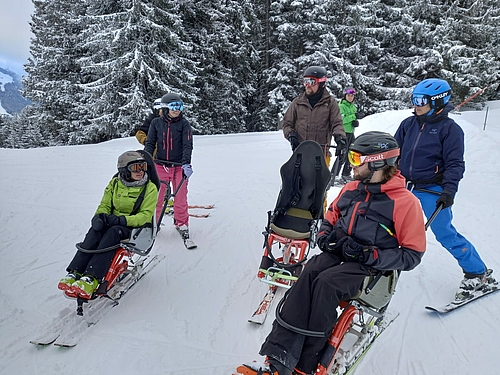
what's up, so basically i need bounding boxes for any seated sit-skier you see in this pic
[57,151,158,299]
[237,132,426,375]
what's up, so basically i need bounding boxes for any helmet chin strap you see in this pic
[361,162,377,183]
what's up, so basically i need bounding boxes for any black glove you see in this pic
[289,131,300,151]
[319,235,349,258]
[334,134,348,156]
[105,214,127,227]
[91,214,106,231]
[317,231,336,252]
[352,120,359,128]
[436,190,454,209]
[342,237,372,263]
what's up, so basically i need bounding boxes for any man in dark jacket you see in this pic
[282,66,346,167]
[395,78,496,301]
[145,93,194,241]
[237,132,426,375]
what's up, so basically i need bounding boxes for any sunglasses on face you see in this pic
[167,101,184,111]
[348,149,400,167]
[411,94,429,107]
[127,161,147,173]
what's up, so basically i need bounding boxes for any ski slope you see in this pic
[1,104,500,375]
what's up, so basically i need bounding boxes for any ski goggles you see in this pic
[302,76,327,87]
[345,89,357,95]
[411,94,429,107]
[166,101,184,111]
[348,149,400,167]
[127,161,148,173]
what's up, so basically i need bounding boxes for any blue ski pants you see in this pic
[412,186,486,275]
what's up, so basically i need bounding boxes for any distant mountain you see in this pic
[0,67,31,115]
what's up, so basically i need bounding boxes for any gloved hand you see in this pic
[334,134,348,156]
[105,214,127,227]
[352,120,359,128]
[318,234,349,258]
[289,131,300,152]
[317,231,336,252]
[342,237,372,263]
[182,164,193,179]
[91,214,106,231]
[436,190,454,209]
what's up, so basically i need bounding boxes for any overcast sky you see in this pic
[0,0,34,77]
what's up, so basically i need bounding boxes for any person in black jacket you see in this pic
[237,132,426,375]
[144,93,194,240]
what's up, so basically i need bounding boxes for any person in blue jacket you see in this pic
[394,78,496,301]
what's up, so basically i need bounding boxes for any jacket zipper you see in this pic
[408,122,426,179]
[348,186,370,235]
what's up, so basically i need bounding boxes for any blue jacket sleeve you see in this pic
[440,121,465,195]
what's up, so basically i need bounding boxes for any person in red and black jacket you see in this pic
[238,132,426,375]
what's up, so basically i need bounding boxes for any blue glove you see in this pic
[342,237,372,263]
[105,214,127,227]
[182,164,193,179]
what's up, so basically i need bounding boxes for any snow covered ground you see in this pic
[1,103,500,375]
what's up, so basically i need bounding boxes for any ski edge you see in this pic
[425,287,500,314]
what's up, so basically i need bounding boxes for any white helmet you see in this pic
[152,97,165,110]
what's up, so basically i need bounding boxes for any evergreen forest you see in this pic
[1,0,499,148]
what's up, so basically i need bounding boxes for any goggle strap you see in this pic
[361,148,400,164]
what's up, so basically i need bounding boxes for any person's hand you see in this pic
[352,120,359,128]
[182,164,193,179]
[289,131,300,151]
[319,234,349,258]
[91,214,106,231]
[342,237,371,263]
[436,190,454,209]
[317,231,337,252]
[334,134,348,156]
[105,214,127,227]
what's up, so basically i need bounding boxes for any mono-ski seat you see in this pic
[258,141,331,288]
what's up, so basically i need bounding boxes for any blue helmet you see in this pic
[412,78,452,115]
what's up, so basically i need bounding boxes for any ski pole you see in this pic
[425,202,444,231]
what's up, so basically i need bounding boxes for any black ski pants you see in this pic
[260,252,371,374]
[67,225,131,280]
[340,132,356,177]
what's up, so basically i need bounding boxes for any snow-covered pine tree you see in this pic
[437,0,500,103]
[75,0,196,143]
[22,0,87,145]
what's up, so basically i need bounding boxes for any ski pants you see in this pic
[155,164,189,227]
[413,186,486,275]
[67,225,131,280]
[260,253,371,374]
[339,132,356,177]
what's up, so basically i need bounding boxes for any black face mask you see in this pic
[306,86,324,108]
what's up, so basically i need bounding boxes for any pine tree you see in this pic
[76,0,196,143]
[22,0,87,145]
